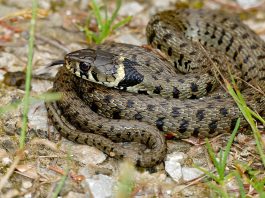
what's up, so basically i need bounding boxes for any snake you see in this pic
[45,9,265,167]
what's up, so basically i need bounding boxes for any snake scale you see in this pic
[45,9,265,167]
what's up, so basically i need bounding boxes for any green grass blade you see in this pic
[226,81,265,167]
[91,0,103,29]
[194,164,219,182]
[234,172,247,198]
[110,0,122,25]
[0,92,60,116]
[112,16,132,31]
[0,100,21,116]
[20,0,38,149]
[220,119,240,177]
[207,182,230,198]
[205,139,222,180]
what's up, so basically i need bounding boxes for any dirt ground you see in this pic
[0,0,264,197]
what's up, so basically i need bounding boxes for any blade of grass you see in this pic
[207,182,230,198]
[205,139,222,180]
[0,92,61,116]
[112,16,132,31]
[225,81,265,166]
[90,0,103,29]
[20,0,38,149]
[109,0,122,25]
[220,118,240,177]
[83,0,131,44]
[233,171,247,198]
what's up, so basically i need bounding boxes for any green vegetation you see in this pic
[196,119,240,197]
[83,0,132,44]
[114,161,136,198]
[19,0,38,149]
[195,75,265,197]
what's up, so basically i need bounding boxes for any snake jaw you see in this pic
[65,52,126,88]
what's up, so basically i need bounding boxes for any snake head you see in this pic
[64,48,126,87]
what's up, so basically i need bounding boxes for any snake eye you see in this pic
[79,62,90,72]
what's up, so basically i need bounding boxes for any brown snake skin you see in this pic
[46,9,265,167]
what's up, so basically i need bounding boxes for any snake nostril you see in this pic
[79,62,91,72]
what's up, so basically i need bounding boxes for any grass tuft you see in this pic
[83,0,132,44]
[195,118,240,197]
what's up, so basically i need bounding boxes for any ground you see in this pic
[0,0,264,197]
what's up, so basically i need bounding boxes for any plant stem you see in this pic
[20,0,38,149]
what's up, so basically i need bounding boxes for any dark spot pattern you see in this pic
[138,90,148,95]
[218,29,226,45]
[103,95,112,103]
[220,108,228,116]
[191,83,198,92]
[148,32,156,44]
[173,87,180,98]
[233,51,238,60]
[177,54,184,67]
[196,109,205,121]
[167,47,173,56]
[156,117,165,131]
[243,55,250,64]
[242,33,249,39]
[112,110,121,119]
[257,55,265,60]
[230,23,238,30]
[250,44,259,49]
[163,33,172,41]
[193,128,200,137]
[225,37,234,52]
[209,120,218,134]
[206,82,213,93]
[134,113,143,120]
[90,102,99,113]
[211,25,217,39]
[171,107,181,117]
[230,118,238,130]
[180,43,188,48]
[147,104,155,111]
[153,85,163,94]
[184,60,192,70]
[127,100,134,108]
[179,119,189,133]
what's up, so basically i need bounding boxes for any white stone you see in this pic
[182,167,204,182]
[2,157,12,166]
[119,2,144,16]
[116,34,142,46]
[28,102,49,131]
[22,181,33,189]
[24,193,32,198]
[85,174,114,198]
[70,145,106,165]
[165,152,187,182]
[236,0,260,9]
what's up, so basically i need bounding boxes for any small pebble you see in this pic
[22,181,33,189]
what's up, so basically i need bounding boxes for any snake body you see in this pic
[46,9,265,167]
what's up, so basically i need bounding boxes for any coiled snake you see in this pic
[45,9,265,167]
